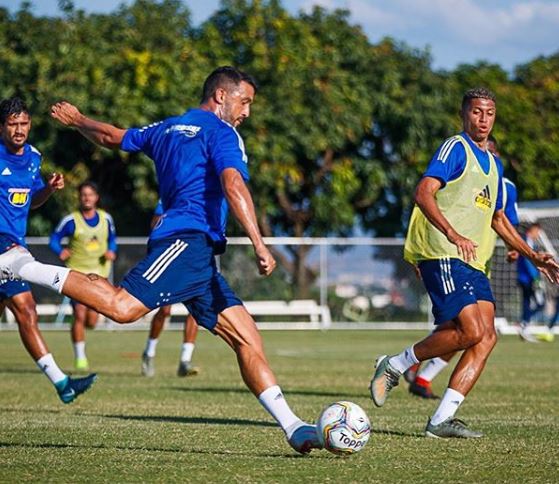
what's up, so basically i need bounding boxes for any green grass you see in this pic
[0,329,557,483]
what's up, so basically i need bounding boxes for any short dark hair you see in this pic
[201,66,257,103]
[488,134,498,147]
[461,87,496,110]
[78,180,99,194]
[0,97,29,124]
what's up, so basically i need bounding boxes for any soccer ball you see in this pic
[317,401,371,455]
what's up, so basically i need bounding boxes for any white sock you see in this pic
[417,357,448,382]
[430,388,465,425]
[258,385,302,438]
[36,353,66,385]
[388,345,419,374]
[19,261,70,293]
[145,338,158,358]
[73,341,86,360]
[180,343,195,363]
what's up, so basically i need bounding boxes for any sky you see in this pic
[1,0,558,72]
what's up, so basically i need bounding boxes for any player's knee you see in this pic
[16,305,38,328]
[461,322,484,347]
[110,302,144,324]
[159,305,172,318]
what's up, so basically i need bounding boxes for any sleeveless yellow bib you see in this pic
[67,209,112,278]
[404,135,499,273]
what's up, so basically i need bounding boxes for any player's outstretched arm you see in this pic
[414,176,478,262]
[220,168,276,276]
[492,210,559,283]
[50,102,126,149]
[31,173,65,209]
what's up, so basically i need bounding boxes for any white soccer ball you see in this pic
[317,401,371,455]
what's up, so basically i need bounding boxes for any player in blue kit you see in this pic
[0,67,322,454]
[0,96,96,403]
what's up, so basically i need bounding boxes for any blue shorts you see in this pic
[120,231,242,331]
[0,234,30,300]
[0,279,31,301]
[418,258,495,325]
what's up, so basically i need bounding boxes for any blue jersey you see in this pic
[423,132,504,212]
[503,178,519,226]
[49,210,118,255]
[0,141,45,246]
[154,199,164,217]
[121,109,249,245]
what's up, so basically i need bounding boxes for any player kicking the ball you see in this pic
[369,88,559,438]
[0,67,322,454]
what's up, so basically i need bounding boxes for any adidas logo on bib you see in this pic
[1,167,12,176]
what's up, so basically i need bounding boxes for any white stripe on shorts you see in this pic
[148,243,188,284]
[142,240,188,283]
[439,259,450,295]
[445,258,456,292]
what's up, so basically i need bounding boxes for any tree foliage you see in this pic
[0,0,557,294]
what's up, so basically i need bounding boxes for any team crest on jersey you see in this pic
[474,185,492,211]
[8,188,30,207]
[165,124,201,138]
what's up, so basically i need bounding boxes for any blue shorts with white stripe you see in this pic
[120,231,241,331]
[418,258,495,325]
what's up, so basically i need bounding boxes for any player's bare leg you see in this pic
[6,292,48,360]
[424,301,496,438]
[446,301,497,396]
[71,302,92,370]
[177,315,200,377]
[61,271,150,323]
[141,305,171,377]
[215,305,323,454]
[86,308,99,329]
[6,291,96,403]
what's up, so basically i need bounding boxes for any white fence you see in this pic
[1,235,554,332]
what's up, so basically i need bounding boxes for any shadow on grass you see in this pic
[372,428,424,438]
[0,441,325,459]
[0,367,41,375]
[100,413,277,428]
[169,386,367,399]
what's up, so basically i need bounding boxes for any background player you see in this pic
[1,67,323,454]
[0,96,96,403]
[516,223,544,342]
[369,88,559,438]
[49,181,117,370]
[142,200,200,377]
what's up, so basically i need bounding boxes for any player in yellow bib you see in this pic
[49,181,117,370]
[369,88,559,438]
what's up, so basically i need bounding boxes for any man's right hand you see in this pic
[59,248,71,261]
[254,244,276,276]
[50,102,83,127]
[447,229,478,263]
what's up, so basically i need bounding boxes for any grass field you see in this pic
[0,329,557,483]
